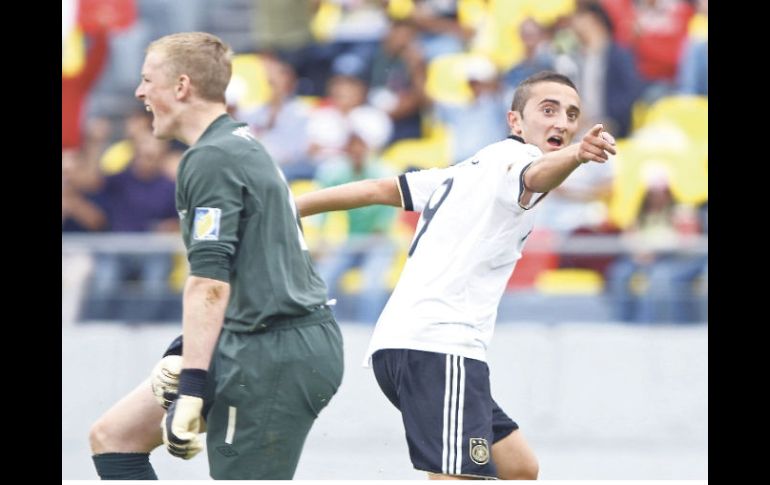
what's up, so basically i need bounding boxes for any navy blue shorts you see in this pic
[372,349,518,478]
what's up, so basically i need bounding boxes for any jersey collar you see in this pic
[507,135,525,143]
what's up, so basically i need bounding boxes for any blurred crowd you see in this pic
[62,0,707,324]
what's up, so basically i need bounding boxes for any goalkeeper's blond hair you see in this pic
[147,32,233,104]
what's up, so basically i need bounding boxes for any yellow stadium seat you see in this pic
[630,100,649,133]
[311,1,342,41]
[607,95,709,228]
[424,53,477,105]
[100,140,134,175]
[62,26,86,77]
[469,0,525,71]
[608,138,646,229]
[458,0,488,30]
[168,252,189,292]
[289,178,319,197]
[534,268,604,295]
[230,54,272,111]
[469,0,575,71]
[386,246,408,290]
[339,267,363,293]
[339,241,406,293]
[316,210,350,248]
[388,0,415,19]
[381,123,452,172]
[643,95,708,145]
[687,13,708,40]
[608,124,708,229]
[526,0,576,26]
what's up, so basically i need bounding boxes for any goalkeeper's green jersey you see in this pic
[175,114,328,333]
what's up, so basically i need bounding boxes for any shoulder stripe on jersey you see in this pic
[398,173,414,211]
[518,162,549,210]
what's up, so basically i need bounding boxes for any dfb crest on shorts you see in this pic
[469,438,490,465]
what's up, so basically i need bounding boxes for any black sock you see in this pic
[92,452,158,480]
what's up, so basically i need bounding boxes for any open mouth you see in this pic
[547,135,563,148]
[145,104,153,113]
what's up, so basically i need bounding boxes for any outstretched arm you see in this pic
[296,177,402,217]
[524,124,616,194]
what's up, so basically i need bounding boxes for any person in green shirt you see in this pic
[89,32,344,480]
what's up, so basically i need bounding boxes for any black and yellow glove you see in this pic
[161,368,206,460]
[149,335,184,409]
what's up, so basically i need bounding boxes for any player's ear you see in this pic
[175,74,192,100]
[507,110,524,136]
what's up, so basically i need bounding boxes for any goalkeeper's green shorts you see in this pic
[204,307,344,479]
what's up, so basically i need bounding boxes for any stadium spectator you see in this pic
[313,106,397,323]
[605,164,707,323]
[676,0,707,96]
[435,56,510,164]
[368,18,428,143]
[240,56,312,180]
[569,2,643,137]
[502,18,556,94]
[409,0,473,60]
[84,133,178,322]
[304,55,390,178]
[600,0,694,103]
[62,148,107,233]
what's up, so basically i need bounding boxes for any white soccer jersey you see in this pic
[364,136,547,365]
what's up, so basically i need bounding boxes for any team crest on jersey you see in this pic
[232,126,256,141]
[193,207,221,240]
[469,438,490,465]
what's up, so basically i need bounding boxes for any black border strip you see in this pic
[398,173,414,211]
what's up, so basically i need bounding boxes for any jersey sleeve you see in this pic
[501,144,548,211]
[397,166,455,212]
[179,146,244,282]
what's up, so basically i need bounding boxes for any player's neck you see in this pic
[176,103,228,146]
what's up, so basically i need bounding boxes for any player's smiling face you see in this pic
[507,81,581,153]
[135,50,179,140]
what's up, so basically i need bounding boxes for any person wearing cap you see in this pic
[435,56,510,164]
[295,71,617,479]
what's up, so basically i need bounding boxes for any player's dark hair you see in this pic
[510,71,578,113]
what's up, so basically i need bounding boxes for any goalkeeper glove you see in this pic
[150,355,182,410]
[149,335,184,409]
[161,368,207,460]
